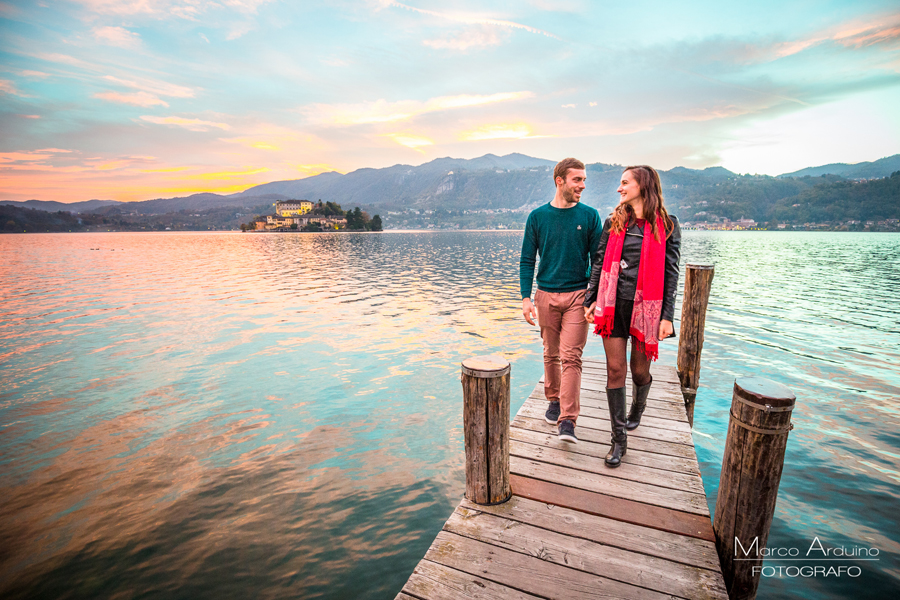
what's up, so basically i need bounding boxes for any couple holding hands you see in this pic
[519,158,681,468]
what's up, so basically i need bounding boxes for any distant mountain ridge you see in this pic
[3,153,897,225]
[777,155,900,179]
[0,199,122,213]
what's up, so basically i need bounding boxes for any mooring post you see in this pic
[460,355,511,505]
[677,263,714,427]
[713,377,796,600]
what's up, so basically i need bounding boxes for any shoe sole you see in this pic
[545,415,559,425]
[558,433,578,443]
[604,460,621,468]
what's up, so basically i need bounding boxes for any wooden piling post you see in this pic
[460,355,511,505]
[677,263,714,426]
[713,377,796,600]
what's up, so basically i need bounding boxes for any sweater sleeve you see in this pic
[519,213,539,299]
[584,217,611,306]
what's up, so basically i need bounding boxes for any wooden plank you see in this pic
[510,418,700,473]
[401,559,544,600]
[509,439,706,495]
[517,404,695,446]
[510,474,716,542]
[445,506,728,600]
[512,415,697,461]
[581,361,682,383]
[460,496,721,571]
[426,531,677,600]
[578,380,687,404]
[528,389,687,420]
[511,457,710,516]
[523,397,692,434]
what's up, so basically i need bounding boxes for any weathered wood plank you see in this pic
[401,559,544,600]
[426,531,679,600]
[569,380,688,405]
[510,418,700,471]
[523,396,692,434]
[512,414,698,460]
[460,496,721,571]
[517,404,695,446]
[580,363,682,385]
[509,438,706,495]
[511,456,710,516]
[446,505,728,599]
[528,389,687,420]
[510,474,716,541]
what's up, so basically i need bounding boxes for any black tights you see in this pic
[602,336,652,389]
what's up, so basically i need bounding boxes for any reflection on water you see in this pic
[1,231,898,599]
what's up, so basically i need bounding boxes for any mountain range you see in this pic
[2,153,898,226]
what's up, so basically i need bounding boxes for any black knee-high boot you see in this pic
[626,376,652,431]
[605,386,627,468]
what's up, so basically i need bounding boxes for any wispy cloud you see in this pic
[423,26,504,51]
[140,116,231,131]
[307,91,535,125]
[388,2,560,40]
[183,167,270,180]
[73,0,202,19]
[103,75,194,98]
[459,123,540,141]
[95,91,169,107]
[93,26,142,49]
[385,133,434,152]
[289,163,336,176]
[0,79,22,95]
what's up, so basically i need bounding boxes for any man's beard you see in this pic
[562,186,580,204]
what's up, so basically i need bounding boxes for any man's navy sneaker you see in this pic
[558,419,577,443]
[544,401,560,424]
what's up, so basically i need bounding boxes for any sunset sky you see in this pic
[1,0,899,202]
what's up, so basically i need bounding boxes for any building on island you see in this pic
[275,200,313,217]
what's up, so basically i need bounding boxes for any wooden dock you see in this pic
[396,357,728,600]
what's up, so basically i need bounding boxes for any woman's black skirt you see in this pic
[608,298,634,339]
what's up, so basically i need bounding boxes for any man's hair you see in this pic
[553,158,585,184]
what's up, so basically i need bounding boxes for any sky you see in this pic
[1,0,899,203]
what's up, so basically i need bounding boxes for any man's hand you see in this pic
[584,302,596,324]
[659,319,674,340]
[522,297,537,326]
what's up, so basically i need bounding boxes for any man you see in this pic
[520,158,602,443]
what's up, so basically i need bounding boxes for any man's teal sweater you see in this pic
[519,202,603,299]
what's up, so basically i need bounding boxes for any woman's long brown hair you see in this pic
[610,165,674,241]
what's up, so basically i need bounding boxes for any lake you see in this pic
[1,230,898,599]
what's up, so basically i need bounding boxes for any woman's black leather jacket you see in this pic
[584,215,681,322]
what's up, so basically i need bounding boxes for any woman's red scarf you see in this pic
[593,216,666,361]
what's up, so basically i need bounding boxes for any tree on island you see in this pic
[369,214,383,231]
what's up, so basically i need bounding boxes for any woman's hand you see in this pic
[659,319,674,340]
[584,302,596,324]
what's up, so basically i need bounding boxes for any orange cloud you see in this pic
[385,133,434,152]
[183,167,270,181]
[459,123,539,141]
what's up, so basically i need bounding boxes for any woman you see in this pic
[583,165,681,468]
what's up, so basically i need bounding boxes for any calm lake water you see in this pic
[1,231,898,599]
